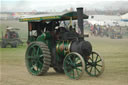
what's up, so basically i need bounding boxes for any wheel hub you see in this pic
[92,62,97,67]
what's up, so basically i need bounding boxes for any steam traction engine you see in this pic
[20,8,104,79]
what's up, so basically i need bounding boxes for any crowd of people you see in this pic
[89,24,122,38]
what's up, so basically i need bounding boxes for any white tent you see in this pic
[87,15,121,26]
[87,14,128,26]
[121,13,128,22]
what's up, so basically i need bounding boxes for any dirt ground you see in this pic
[1,37,128,85]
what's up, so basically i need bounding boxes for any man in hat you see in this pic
[5,26,12,39]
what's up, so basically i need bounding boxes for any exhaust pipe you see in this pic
[77,7,84,36]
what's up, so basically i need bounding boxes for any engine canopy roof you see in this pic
[19,11,88,22]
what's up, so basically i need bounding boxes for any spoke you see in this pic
[31,60,36,65]
[97,64,102,67]
[94,67,96,75]
[72,70,75,78]
[31,50,34,56]
[95,67,100,73]
[30,66,34,70]
[32,47,36,56]
[74,57,81,65]
[36,61,42,71]
[76,69,80,77]
[65,66,72,71]
[72,55,76,62]
[90,66,93,73]
[96,59,102,63]
[29,56,36,60]
[36,48,40,56]
[89,54,94,62]
[95,55,98,62]
[86,65,91,69]
[75,57,79,62]
[68,56,73,64]
[38,60,43,65]
[36,62,42,72]
[75,63,82,67]
[40,55,43,58]
[27,56,33,59]
[92,53,94,62]
[89,57,93,62]
[37,67,40,71]
[76,68,82,72]
[87,62,92,65]
[35,63,39,71]
[69,69,73,75]
[66,59,71,65]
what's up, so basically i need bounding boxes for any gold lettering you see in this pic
[21,16,60,21]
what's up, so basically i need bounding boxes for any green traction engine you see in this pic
[20,8,105,79]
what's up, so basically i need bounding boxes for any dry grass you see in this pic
[1,37,128,85]
[0,20,128,85]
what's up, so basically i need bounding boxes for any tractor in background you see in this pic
[0,27,23,48]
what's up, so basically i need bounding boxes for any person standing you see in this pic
[5,26,12,39]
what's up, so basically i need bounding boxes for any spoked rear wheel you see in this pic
[63,52,85,79]
[85,51,104,77]
[25,42,51,76]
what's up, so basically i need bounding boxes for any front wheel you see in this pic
[85,51,105,77]
[63,52,85,79]
[11,42,17,48]
[1,43,7,48]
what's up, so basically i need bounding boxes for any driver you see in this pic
[46,21,59,31]
[5,26,12,39]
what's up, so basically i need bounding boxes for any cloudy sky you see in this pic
[0,0,128,12]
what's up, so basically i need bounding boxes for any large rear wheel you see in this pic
[63,52,85,79]
[25,41,51,76]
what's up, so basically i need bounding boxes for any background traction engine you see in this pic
[24,8,105,80]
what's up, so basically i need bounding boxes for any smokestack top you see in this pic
[77,7,83,10]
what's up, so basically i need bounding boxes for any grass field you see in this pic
[1,37,128,85]
[0,20,128,85]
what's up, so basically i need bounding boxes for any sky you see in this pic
[0,0,128,12]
